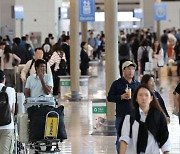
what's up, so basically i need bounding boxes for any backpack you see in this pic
[141,47,149,62]
[119,43,129,56]
[27,59,35,77]
[0,86,11,126]
[42,44,52,62]
[58,59,67,76]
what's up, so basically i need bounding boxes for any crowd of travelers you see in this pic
[0,27,180,153]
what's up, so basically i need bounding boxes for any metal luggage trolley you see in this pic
[24,96,61,153]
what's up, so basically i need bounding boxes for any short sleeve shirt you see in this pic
[25,74,53,97]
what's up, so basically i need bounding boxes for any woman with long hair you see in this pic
[120,84,170,154]
[137,38,152,75]
[141,74,170,122]
[1,45,21,87]
[149,40,164,79]
[48,43,67,95]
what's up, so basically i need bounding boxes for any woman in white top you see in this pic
[149,40,164,79]
[137,39,153,75]
[48,43,67,95]
[120,84,170,154]
[1,45,21,87]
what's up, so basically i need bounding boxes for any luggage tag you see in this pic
[44,111,59,139]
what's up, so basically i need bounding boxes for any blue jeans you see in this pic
[161,43,168,59]
[115,117,124,154]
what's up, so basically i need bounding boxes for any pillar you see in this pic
[81,22,88,42]
[141,0,154,31]
[0,0,15,38]
[105,0,119,127]
[156,0,161,41]
[70,0,80,100]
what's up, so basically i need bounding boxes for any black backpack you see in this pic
[58,59,67,76]
[0,86,11,126]
[141,47,149,62]
[42,44,52,62]
[119,43,129,56]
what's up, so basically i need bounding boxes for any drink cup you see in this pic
[126,88,131,99]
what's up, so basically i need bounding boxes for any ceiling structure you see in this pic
[62,0,140,12]
[95,0,140,11]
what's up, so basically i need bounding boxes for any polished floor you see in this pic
[31,62,180,154]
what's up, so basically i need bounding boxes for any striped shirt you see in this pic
[49,51,66,71]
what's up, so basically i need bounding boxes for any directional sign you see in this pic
[154,3,167,21]
[93,106,106,114]
[79,0,95,22]
[14,5,24,19]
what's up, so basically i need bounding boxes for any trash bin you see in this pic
[89,60,99,77]
[92,99,107,134]
[59,76,71,99]
[59,76,89,100]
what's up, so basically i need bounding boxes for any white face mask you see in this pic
[0,49,4,57]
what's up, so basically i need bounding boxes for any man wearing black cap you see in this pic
[0,70,16,153]
[107,60,140,154]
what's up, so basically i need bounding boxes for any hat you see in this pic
[122,61,136,70]
[0,70,5,80]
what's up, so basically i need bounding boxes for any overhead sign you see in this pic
[154,3,167,21]
[14,5,24,19]
[79,0,95,22]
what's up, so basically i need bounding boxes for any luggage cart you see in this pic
[21,97,61,153]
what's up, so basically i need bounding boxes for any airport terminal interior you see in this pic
[0,0,180,154]
[56,63,180,154]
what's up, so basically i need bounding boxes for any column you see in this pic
[141,0,154,31]
[81,22,88,42]
[156,0,161,40]
[105,0,119,132]
[0,0,15,38]
[70,0,80,100]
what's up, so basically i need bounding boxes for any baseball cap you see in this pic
[122,61,136,70]
[0,70,5,80]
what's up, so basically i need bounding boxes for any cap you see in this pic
[122,61,136,70]
[0,70,5,80]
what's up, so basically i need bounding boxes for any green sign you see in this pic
[93,106,106,114]
[60,80,71,86]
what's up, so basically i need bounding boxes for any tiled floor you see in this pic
[29,63,180,154]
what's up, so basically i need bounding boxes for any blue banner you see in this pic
[14,5,24,19]
[154,3,167,21]
[79,0,95,22]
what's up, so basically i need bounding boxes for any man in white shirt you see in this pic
[21,48,52,82]
[0,70,16,154]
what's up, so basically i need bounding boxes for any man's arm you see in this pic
[21,60,31,82]
[46,62,52,76]
[25,88,31,98]
[39,76,52,95]
[107,82,130,103]
[175,93,180,112]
